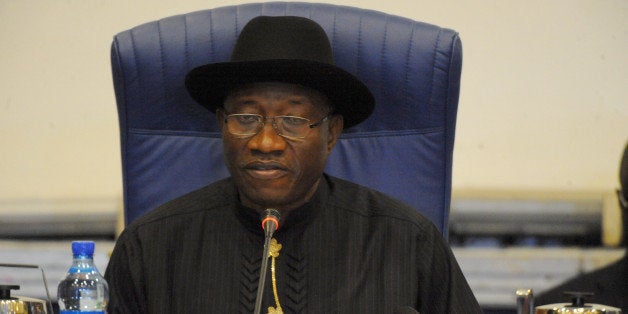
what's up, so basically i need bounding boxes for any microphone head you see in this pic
[261,208,281,232]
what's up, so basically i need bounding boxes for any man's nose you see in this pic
[247,120,287,153]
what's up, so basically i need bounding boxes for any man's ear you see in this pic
[326,114,344,152]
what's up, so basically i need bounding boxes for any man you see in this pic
[535,143,627,312]
[105,16,481,313]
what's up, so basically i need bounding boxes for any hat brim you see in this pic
[185,59,374,129]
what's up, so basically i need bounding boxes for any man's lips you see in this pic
[242,161,289,180]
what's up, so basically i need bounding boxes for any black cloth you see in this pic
[105,175,481,313]
[535,254,627,312]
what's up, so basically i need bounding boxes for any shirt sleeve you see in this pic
[418,226,482,313]
[104,229,148,314]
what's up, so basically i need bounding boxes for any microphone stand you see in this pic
[254,209,280,314]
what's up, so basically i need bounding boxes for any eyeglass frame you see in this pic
[219,110,334,140]
[618,189,627,210]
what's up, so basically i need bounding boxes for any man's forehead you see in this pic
[224,82,329,108]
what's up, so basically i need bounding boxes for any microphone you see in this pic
[254,209,281,314]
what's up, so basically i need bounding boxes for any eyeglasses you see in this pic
[223,113,331,140]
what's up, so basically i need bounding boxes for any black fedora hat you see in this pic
[185,15,375,129]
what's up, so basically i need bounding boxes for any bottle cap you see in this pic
[71,241,95,257]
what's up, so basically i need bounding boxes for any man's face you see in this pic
[219,82,343,213]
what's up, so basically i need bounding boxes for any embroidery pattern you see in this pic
[267,238,283,314]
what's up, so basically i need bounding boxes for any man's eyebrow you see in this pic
[225,97,258,107]
[288,98,308,105]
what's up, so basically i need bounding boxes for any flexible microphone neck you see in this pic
[254,208,281,314]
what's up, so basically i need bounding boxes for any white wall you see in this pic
[1,0,626,202]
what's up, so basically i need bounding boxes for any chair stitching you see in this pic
[427,28,442,119]
[209,10,215,61]
[354,10,363,79]
[234,4,240,37]
[129,128,222,138]
[157,20,168,99]
[403,23,416,110]
[379,16,389,91]
[183,14,189,70]
[127,127,443,139]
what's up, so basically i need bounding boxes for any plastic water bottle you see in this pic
[57,241,109,313]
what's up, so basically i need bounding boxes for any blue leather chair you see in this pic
[111,2,462,236]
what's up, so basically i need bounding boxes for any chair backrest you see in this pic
[111,2,462,236]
